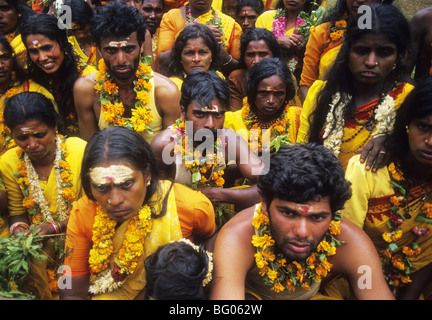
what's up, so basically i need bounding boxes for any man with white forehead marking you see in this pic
[73,1,181,144]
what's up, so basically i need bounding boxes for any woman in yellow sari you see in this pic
[343,76,432,299]
[297,4,413,171]
[299,0,395,102]
[0,92,87,299]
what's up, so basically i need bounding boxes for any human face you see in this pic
[141,0,164,35]
[90,161,150,223]
[263,197,333,262]
[346,0,381,18]
[0,42,13,86]
[254,75,287,121]
[189,0,212,12]
[181,38,212,74]
[26,34,65,75]
[99,31,142,81]
[244,40,272,70]
[236,6,258,31]
[12,119,57,163]
[182,98,226,145]
[0,0,18,35]
[70,22,90,43]
[348,33,397,86]
[118,0,143,12]
[223,0,237,18]
[407,114,432,169]
[282,0,307,12]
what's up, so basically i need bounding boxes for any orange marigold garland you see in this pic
[251,203,343,293]
[95,56,155,134]
[381,162,432,289]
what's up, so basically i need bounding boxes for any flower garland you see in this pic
[329,15,348,42]
[379,163,432,289]
[241,98,291,153]
[186,7,227,49]
[251,203,343,293]
[94,55,154,135]
[88,204,153,295]
[171,118,225,189]
[15,134,75,224]
[322,92,396,157]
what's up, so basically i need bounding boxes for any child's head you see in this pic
[144,239,213,300]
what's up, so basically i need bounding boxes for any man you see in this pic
[210,143,395,300]
[151,70,265,227]
[73,1,180,143]
[140,0,164,55]
[409,7,432,80]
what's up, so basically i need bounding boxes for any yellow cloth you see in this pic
[80,64,97,77]
[10,34,27,68]
[65,180,182,300]
[0,176,7,237]
[68,36,97,69]
[170,71,225,91]
[157,8,242,60]
[255,10,295,36]
[224,105,302,145]
[0,80,58,156]
[297,80,414,169]
[0,137,86,218]
[98,72,161,144]
[343,155,432,290]
[300,22,343,88]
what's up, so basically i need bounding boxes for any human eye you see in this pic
[213,111,225,119]
[93,184,110,193]
[376,46,396,58]
[257,90,269,97]
[193,110,206,118]
[119,179,134,190]
[352,46,369,56]
[33,132,48,139]
[274,91,286,98]
[123,46,137,54]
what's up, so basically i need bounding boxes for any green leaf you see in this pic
[415,214,432,224]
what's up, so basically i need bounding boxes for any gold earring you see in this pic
[108,199,112,204]
[147,181,151,186]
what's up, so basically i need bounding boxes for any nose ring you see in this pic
[192,58,196,62]
[108,199,112,204]
[375,62,379,66]
[426,139,429,144]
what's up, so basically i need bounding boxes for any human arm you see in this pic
[355,134,388,172]
[396,262,432,300]
[150,128,176,180]
[74,75,99,141]
[154,72,181,129]
[210,208,256,299]
[331,218,395,300]
[59,274,90,300]
[157,9,184,56]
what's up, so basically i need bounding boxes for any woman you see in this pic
[226,28,282,111]
[342,76,432,299]
[255,0,322,82]
[0,91,87,299]
[0,0,35,67]
[224,57,301,155]
[65,0,98,69]
[297,4,414,171]
[234,0,264,31]
[157,0,242,75]
[299,0,395,102]
[60,126,213,300]
[166,24,221,91]
[0,34,56,156]
[21,13,97,137]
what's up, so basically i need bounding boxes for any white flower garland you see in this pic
[322,92,396,157]
[23,136,69,222]
[89,269,125,295]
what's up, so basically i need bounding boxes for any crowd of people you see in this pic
[0,0,431,301]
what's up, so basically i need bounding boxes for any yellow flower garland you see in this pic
[88,203,153,295]
[251,203,343,293]
[241,98,291,153]
[95,56,155,135]
[171,118,225,189]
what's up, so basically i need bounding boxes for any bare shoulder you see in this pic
[74,73,97,94]
[150,127,174,152]
[154,72,179,91]
[337,217,373,246]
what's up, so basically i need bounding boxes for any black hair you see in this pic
[385,76,432,176]
[81,126,170,218]
[90,1,146,48]
[180,70,230,112]
[246,57,296,113]
[324,0,394,23]
[258,143,352,214]
[144,240,211,300]
[0,33,27,86]
[308,4,410,143]
[2,0,36,34]
[275,0,319,13]
[4,91,59,130]
[235,0,264,17]
[238,28,281,69]
[21,13,80,135]
[64,0,94,25]
[167,24,220,77]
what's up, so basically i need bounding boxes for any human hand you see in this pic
[356,135,388,172]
